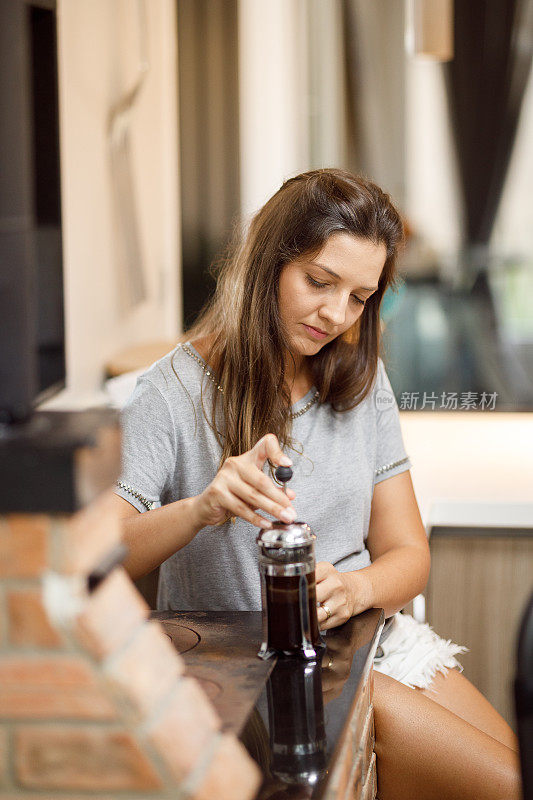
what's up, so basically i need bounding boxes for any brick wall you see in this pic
[0,493,261,799]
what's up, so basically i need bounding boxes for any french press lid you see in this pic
[257,522,316,568]
[258,522,314,547]
[257,523,316,565]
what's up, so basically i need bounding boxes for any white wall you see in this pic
[306,0,348,171]
[492,66,533,256]
[401,412,533,528]
[238,0,310,221]
[405,59,463,264]
[44,0,180,406]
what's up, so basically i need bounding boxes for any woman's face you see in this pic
[278,232,387,363]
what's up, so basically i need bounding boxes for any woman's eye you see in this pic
[305,275,328,289]
[305,274,366,307]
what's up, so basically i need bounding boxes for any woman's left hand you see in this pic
[315,562,370,630]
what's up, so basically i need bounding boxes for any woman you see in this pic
[113,169,521,799]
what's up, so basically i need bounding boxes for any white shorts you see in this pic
[373,612,468,691]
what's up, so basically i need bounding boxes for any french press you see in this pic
[257,465,325,660]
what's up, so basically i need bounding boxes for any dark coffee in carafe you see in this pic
[257,522,325,659]
[265,573,320,652]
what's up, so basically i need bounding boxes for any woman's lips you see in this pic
[303,324,328,340]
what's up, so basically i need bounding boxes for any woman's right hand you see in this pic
[191,434,297,529]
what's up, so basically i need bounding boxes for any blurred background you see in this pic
[1,0,533,727]
[6,0,532,410]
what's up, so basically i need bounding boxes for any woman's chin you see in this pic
[294,336,322,354]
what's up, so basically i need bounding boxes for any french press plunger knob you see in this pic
[275,464,293,490]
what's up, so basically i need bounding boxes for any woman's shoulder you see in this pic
[135,341,207,402]
[373,357,397,399]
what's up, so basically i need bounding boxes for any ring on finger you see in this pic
[322,602,332,621]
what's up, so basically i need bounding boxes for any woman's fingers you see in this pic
[231,499,274,529]
[200,434,296,528]
[216,486,274,529]
[315,561,333,583]
[252,433,292,470]
[225,469,296,523]
[315,565,352,628]
[316,574,338,607]
[229,456,296,514]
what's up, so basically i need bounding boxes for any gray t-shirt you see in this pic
[115,342,411,612]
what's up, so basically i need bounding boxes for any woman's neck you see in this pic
[285,355,314,403]
[191,336,313,403]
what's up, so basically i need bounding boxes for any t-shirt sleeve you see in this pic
[114,376,177,512]
[373,358,412,485]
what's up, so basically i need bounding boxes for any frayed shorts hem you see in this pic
[373,612,468,691]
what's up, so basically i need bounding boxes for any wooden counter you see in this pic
[152,607,384,799]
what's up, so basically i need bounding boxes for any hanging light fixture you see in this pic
[405,0,454,61]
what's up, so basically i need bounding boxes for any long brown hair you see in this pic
[175,168,404,468]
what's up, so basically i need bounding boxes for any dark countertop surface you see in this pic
[152,607,384,799]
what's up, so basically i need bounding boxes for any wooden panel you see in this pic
[361,752,377,800]
[327,672,374,799]
[426,533,533,727]
[358,706,374,781]
[329,724,355,800]
[350,668,372,746]
[343,751,363,800]
[324,621,382,800]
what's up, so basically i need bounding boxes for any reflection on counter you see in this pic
[242,609,383,799]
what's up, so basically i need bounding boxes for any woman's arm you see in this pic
[111,493,205,582]
[357,469,430,617]
[113,434,296,582]
[315,470,430,627]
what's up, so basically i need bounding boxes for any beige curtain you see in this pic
[342,0,407,206]
[177,0,240,326]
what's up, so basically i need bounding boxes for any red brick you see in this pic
[0,796,118,800]
[0,728,7,788]
[15,726,162,791]
[7,588,63,648]
[0,655,97,686]
[193,734,262,800]
[0,686,116,721]
[106,620,184,717]
[73,567,148,660]
[0,587,5,646]
[0,515,49,578]
[53,491,122,576]
[147,676,221,782]
[0,655,116,720]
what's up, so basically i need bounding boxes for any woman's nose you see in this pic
[320,296,349,326]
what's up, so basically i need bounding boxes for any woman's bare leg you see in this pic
[373,670,522,800]
[415,667,519,751]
